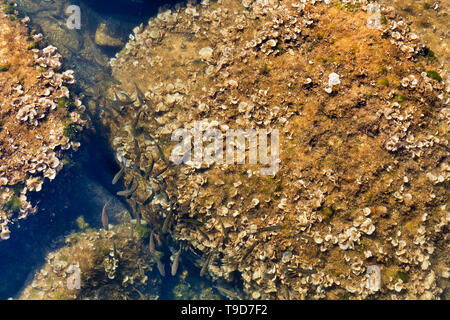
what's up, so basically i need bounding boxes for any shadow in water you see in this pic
[82,0,186,18]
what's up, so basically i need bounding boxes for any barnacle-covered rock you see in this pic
[102,0,448,300]
[20,222,161,300]
[0,5,88,239]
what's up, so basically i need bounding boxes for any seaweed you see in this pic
[426,70,442,82]
[5,196,21,213]
[57,98,76,112]
[377,78,389,87]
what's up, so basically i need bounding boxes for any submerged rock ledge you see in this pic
[100,0,448,299]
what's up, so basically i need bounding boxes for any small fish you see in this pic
[143,153,155,180]
[142,190,155,206]
[287,267,318,275]
[112,165,124,184]
[149,231,155,253]
[152,250,164,260]
[130,164,145,179]
[197,228,210,242]
[114,91,135,106]
[101,200,111,231]
[161,210,174,234]
[171,246,182,276]
[241,241,259,264]
[117,178,138,198]
[112,241,118,258]
[156,258,165,277]
[133,81,147,106]
[200,251,213,277]
[153,232,162,247]
[214,286,242,300]
[299,234,313,242]
[179,218,203,226]
[105,92,135,112]
[118,90,135,104]
[254,225,284,234]
[134,202,141,228]
[131,110,143,137]
[153,163,169,178]
[105,98,125,113]
[126,176,134,189]
[161,190,170,203]
[126,199,140,228]
[143,133,167,163]
[133,138,142,168]
[218,216,228,242]
[132,287,146,300]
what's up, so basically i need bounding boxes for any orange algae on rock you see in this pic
[0,6,87,240]
[99,0,448,299]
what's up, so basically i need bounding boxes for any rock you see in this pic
[95,23,124,48]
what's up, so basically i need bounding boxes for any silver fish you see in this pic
[254,225,283,234]
[171,246,182,276]
[133,81,146,106]
[240,241,259,265]
[117,178,138,198]
[162,210,173,234]
[149,231,155,253]
[131,110,143,138]
[200,251,213,277]
[101,201,111,231]
[114,91,135,106]
[156,258,165,277]
[112,165,124,184]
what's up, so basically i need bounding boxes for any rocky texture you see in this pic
[95,23,126,48]
[101,0,449,300]
[0,3,87,241]
[20,221,161,300]
[381,0,449,74]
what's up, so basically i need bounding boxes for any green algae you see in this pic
[63,120,80,139]
[422,2,432,10]
[377,78,389,87]
[426,70,442,82]
[321,206,335,222]
[394,94,407,104]
[134,223,150,240]
[53,292,70,300]
[57,98,76,112]
[97,244,111,256]
[394,271,409,283]
[260,63,270,76]
[5,196,20,213]
[422,46,436,61]
[76,216,89,231]
[2,2,15,15]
